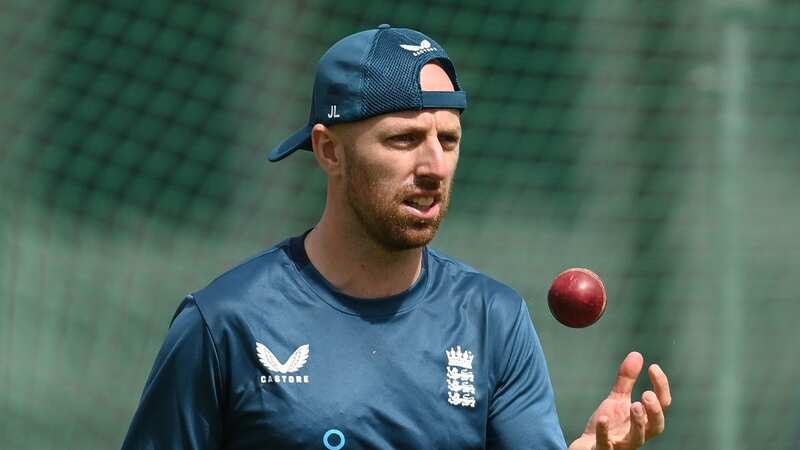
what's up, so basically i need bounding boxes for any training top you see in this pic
[121,234,567,450]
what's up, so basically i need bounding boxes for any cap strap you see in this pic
[420,91,467,110]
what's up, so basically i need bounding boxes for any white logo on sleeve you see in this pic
[446,346,476,408]
[400,39,437,56]
[257,342,311,384]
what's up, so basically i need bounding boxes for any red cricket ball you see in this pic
[547,268,607,328]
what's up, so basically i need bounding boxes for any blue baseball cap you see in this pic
[268,24,467,162]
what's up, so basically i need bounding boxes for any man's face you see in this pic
[339,107,461,251]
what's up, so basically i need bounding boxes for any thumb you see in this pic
[610,352,644,398]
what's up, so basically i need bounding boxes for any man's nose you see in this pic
[415,135,448,182]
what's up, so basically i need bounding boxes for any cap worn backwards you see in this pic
[268,24,467,162]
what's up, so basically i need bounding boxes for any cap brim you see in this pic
[268,124,313,162]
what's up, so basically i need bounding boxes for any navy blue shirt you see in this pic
[122,235,567,449]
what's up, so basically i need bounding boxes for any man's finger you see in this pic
[642,390,665,439]
[628,402,647,448]
[595,416,613,450]
[610,352,644,398]
[648,363,672,410]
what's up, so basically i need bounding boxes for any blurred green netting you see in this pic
[2,1,800,449]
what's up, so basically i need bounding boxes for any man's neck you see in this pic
[304,219,423,299]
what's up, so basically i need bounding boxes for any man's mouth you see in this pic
[401,194,442,219]
[404,196,435,210]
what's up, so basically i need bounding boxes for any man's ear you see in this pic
[311,123,345,176]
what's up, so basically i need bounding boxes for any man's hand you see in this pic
[568,352,671,450]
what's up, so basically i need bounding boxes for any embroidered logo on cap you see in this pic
[400,39,437,56]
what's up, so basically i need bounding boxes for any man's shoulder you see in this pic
[427,247,526,311]
[187,238,296,315]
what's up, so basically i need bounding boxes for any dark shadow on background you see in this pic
[451,2,587,225]
[625,1,689,377]
[33,2,238,232]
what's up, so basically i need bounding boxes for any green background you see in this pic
[1,1,799,449]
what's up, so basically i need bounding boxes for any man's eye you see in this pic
[439,134,460,150]
[390,134,416,143]
[440,134,460,144]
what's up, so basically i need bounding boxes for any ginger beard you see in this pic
[343,146,452,252]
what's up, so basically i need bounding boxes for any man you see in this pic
[122,25,671,450]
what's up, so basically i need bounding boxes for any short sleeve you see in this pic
[486,299,567,450]
[121,297,224,450]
